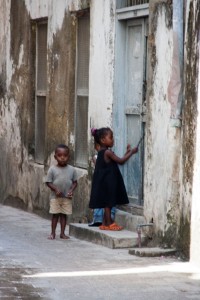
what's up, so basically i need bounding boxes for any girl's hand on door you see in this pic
[126,144,131,152]
[132,147,138,154]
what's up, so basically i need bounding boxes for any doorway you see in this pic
[114,17,148,206]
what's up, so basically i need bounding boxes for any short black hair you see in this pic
[55,144,69,154]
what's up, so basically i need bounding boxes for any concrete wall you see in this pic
[0,0,115,221]
[144,0,198,256]
[187,0,200,266]
[0,0,199,258]
[89,0,115,130]
[144,0,183,247]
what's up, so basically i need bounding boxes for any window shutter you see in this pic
[35,22,47,164]
[75,14,90,168]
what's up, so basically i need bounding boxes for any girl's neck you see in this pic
[100,146,109,150]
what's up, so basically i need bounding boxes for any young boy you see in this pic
[46,144,78,240]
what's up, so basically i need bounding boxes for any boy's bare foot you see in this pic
[48,234,56,240]
[60,234,70,239]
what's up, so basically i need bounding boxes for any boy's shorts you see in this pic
[49,198,72,215]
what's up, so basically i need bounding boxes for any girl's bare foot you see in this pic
[60,234,70,239]
[48,234,56,240]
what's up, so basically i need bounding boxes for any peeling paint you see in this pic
[145,1,175,235]
[0,0,199,261]
[184,0,200,262]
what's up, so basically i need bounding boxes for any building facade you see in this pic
[0,0,199,263]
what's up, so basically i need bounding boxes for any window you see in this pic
[75,13,90,168]
[35,22,47,164]
[117,0,149,9]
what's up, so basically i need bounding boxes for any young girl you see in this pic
[89,127,138,231]
[89,141,115,226]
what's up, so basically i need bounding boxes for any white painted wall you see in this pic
[25,0,48,20]
[189,0,200,267]
[1,0,116,212]
[1,0,196,251]
[190,64,200,267]
[88,0,116,130]
[190,62,200,267]
[144,6,182,232]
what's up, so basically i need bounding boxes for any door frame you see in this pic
[113,9,149,206]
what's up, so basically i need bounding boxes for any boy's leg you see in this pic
[60,213,69,239]
[48,214,59,239]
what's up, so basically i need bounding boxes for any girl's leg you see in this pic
[104,207,112,226]
[60,213,69,239]
[100,207,122,230]
[102,210,106,226]
[48,214,59,239]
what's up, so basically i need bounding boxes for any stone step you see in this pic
[117,204,144,216]
[115,209,146,232]
[69,223,145,249]
[129,247,177,257]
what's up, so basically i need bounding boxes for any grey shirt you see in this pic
[46,165,78,200]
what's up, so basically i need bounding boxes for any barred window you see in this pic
[35,22,47,164]
[75,14,90,168]
[117,0,149,9]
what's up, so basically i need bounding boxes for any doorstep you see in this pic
[69,223,145,249]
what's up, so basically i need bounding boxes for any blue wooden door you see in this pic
[124,18,147,205]
[114,18,148,206]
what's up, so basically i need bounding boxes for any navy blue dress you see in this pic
[89,149,129,208]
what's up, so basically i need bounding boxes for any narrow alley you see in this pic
[0,205,200,300]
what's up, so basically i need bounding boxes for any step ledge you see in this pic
[69,223,145,249]
[129,247,177,257]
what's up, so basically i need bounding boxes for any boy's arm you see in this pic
[46,182,63,197]
[67,180,78,198]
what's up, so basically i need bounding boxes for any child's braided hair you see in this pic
[91,127,111,145]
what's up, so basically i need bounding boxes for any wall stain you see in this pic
[182,1,199,186]
[46,10,76,163]
[0,64,6,99]
[10,0,33,161]
[179,0,199,259]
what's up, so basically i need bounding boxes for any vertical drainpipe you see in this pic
[171,0,184,127]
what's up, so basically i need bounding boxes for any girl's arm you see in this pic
[125,144,131,154]
[92,154,97,165]
[104,147,138,165]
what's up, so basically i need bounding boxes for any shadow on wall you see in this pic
[71,172,91,224]
[3,195,28,211]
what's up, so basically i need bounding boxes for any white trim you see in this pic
[117,4,149,20]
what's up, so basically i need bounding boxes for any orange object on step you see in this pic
[108,223,123,231]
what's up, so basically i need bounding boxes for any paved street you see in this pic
[0,205,200,300]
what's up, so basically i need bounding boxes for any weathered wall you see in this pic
[187,0,200,265]
[88,0,115,130]
[144,0,183,247]
[0,0,49,215]
[179,0,199,259]
[1,0,198,258]
[0,0,82,217]
[0,0,115,222]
